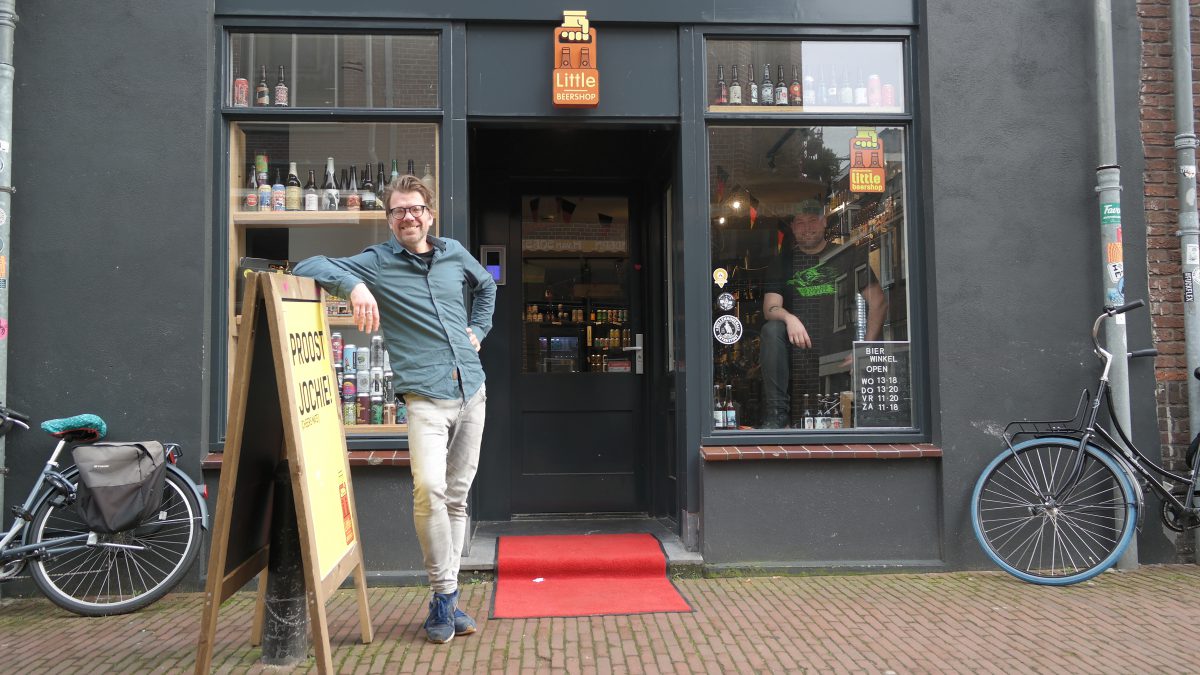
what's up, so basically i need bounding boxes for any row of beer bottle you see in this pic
[242,158,434,212]
[713,383,738,430]
[714,63,895,108]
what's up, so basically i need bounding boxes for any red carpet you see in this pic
[491,533,692,618]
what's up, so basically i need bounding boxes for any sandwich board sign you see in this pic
[195,272,372,673]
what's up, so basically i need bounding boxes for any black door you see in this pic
[508,186,645,514]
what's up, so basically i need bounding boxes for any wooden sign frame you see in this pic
[196,272,373,673]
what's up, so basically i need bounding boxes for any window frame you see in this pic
[211,18,455,452]
[694,25,928,445]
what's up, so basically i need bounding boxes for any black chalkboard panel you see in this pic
[852,341,911,428]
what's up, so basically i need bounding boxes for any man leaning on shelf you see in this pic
[292,174,496,644]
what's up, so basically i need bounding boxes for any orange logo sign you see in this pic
[849,127,886,193]
[552,11,599,108]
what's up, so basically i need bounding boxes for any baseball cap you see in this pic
[796,198,824,215]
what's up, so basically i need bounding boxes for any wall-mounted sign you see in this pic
[849,127,886,193]
[552,11,599,108]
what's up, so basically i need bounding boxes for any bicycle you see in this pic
[971,299,1200,585]
[0,406,209,614]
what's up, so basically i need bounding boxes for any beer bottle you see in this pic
[390,159,400,183]
[825,66,838,106]
[322,157,339,211]
[421,162,434,189]
[376,162,387,208]
[802,394,815,430]
[759,64,774,105]
[790,65,803,106]
[285,162,302,211]
[853,68,868,106]
[255,65,270,106]
[273,65,289,106]
[774,64,788,105]
[724,384,738,429]
[303,169,319,211]
[346,165,361,211]
[748,64,759,104]
[729,65,742,105]
[243,164,258,211]
[713,385,726,430]
[839,69,854,105]
[714,64,728,105]
[271,169,286,212]
[407,159,415,176]
[361,163,376,211]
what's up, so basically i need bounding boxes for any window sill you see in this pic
[202,450,410,470]
[700,443,940,461]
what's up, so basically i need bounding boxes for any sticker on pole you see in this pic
[1186,270,1195,303]
[1107,261,1124,284]
[1100,202,1121,226]
[1188,244,1199,267]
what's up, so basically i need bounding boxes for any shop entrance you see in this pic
[471,126,676,518]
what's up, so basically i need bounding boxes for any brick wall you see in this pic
[1140,0,1200,561]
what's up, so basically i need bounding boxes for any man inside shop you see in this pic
[759,194,886,428]
[293,174,496,644]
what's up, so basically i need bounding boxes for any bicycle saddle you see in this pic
[41,413,107,442]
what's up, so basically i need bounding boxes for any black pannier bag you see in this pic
[71,441,168,534]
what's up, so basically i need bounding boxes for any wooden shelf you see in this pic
[707,104,905,115]
[344,423,408,435]
[233,210,388,228]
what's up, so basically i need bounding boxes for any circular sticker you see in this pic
[713,314,743,345]
[712,268,728,288]
[717,292,734,311]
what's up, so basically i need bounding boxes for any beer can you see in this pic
[384,370,394,402]
[356,368,370,393]
[370,335,385,369]
[867,74,882,107]
[232,77,249,107]
[396,401,408,425]
[331,332,343,362]
[357,394,371,425]
[343,344,357,372]
[383,403,396,425]
[370,396,383,425]
[355,347,370,372]
[342,399,357,425]
[882,83,896,107]
[254,153,269,175]
[370,367,384,396]
[342,377,357,399]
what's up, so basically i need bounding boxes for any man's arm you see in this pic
[462,254,497,341]
[293,249,383,332]
[763,291,812,349]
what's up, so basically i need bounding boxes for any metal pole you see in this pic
[1168,0,1200,561]
[1094,0,1137,569]
[0,0,17,599]
[261,461,309,666]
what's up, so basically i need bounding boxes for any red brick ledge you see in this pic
[700,443,942,461]
[202,450,410,470]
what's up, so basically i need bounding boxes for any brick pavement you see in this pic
[2,565,1200,673]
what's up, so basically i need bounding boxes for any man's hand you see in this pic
[350,283,380,333]
[466,327,481,352]
[783,313,812,349]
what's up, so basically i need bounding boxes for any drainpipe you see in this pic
[1168,0,1200,560]
[1094,0,1137,569]
[0,0,16,589]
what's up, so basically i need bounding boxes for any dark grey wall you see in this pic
[467,24,679,119]
[4,2,213,587]
[923,0,1167,568]
[702,460,942,567]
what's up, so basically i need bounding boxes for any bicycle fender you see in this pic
[166,463,209,531]
[1105,450,1146,531]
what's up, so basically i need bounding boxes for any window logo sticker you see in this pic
[713,314,743,345]
[713,267,728,288]
[717,292,734,311]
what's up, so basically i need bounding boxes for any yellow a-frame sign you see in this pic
[195,272,372,673]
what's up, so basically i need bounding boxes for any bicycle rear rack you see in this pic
[1003,389,1090,451]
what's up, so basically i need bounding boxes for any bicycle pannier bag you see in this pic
[71,441,167,533]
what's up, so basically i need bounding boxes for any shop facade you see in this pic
[2,0,1174,592]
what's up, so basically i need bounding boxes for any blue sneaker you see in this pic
[454,605,477,636]
[423,592,455,644]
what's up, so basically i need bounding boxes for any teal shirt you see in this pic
[293,235,496,401]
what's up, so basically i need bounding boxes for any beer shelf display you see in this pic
[704,39,906,115]
[227,121,440,439]
[523,302,633,374]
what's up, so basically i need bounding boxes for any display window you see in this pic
[708,125,911,431]
[705,39,906,114]
[228,32,439,109]
[226,121,439,435]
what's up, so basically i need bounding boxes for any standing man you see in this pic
[759,197,886,428]
[293,174,496,644]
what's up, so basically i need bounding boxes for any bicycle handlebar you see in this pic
[1105,299,1145,316]
[1128,348,1158,359]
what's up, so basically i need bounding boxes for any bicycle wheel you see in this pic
[971,437,1137,585]
[28,470,202,616]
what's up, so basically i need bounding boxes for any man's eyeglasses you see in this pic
[387,205,429,220]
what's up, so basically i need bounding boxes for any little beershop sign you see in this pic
[552,11,599,107]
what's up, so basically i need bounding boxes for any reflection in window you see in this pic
[710,126,911,431]
[229,33,439,109]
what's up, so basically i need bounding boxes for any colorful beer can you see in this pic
[331,332,343,362]
[882,83,896,107]
[355,347,370,372]
[357,394,371,425]
[342,378,357,399]
[343,343,357,372]
[232,78,249,107]
[370,396,383,425]
[342,399,357,425]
